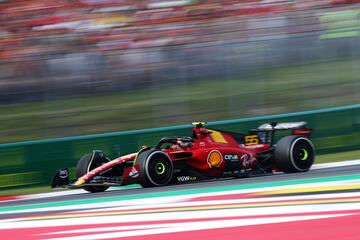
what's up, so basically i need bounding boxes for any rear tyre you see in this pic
[136,149,173,187]
[76,151,110,193]
[274,136,314,173]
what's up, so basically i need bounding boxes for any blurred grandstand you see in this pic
[0,0,360,142]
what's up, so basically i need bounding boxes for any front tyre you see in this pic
[76,151,110,193]
[275,136,315,173]
[136,149,173,187]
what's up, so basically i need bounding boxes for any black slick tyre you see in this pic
[136,149,173,187]
[274,136,315,173]
[76,151,110,193]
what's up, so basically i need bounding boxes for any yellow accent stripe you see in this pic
[259,184,360,195]
[73,178,85,186]
[209,130,228,143]
[20,197,360,221]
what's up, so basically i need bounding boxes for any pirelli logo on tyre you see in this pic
[207,150,223,168]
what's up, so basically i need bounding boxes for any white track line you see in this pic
[41,214,349,240]
[24,186,140,200]
[1,203,359,229]
[311,159,360,170]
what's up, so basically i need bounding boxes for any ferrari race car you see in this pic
[52,122,315,193]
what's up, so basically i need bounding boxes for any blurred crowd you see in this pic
[1,0,360,102]
[1,0,359,60]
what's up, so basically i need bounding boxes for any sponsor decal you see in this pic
[129,166,139,178]
[177,176,197,182]
[58,169,68,179]
[207,150,223,168]
[241,153,257,168]
[224,154,239,160]
[245,135,260,145]
[200,142,206,146]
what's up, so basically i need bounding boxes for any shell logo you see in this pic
[207,150,223,168]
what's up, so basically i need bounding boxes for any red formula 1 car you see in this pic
[52,122,315,193]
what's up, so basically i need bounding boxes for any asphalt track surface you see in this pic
[1,164,359,211]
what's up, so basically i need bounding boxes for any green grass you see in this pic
[315,149,360,164]
[0,186,64,197]
[0,149,358,197]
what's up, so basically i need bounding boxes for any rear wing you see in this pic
[257,122,307,131]
[251,121,312,146]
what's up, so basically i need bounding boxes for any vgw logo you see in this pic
[177,176,197,182]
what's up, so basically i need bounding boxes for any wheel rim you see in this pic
[291,138,314,171]
[155,162,166,175]
[299,148,309,161]
[146,152,173,186]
